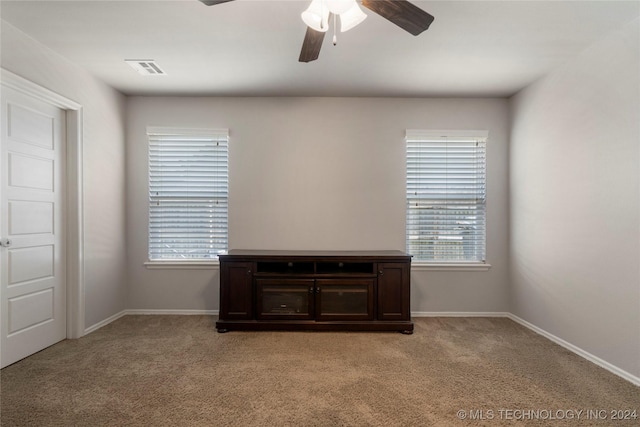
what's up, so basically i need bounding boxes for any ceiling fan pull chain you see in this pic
[333,13,338,45]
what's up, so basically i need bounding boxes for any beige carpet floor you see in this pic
[1,316,638,426]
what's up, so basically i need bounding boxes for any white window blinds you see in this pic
[148,127,228,261]
[406,130,487,263]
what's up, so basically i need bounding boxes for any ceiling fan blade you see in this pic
[361,0,434,36]
[198,0,235,6]
[299,26,326,63]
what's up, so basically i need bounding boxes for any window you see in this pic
[406,130,487,264]
[148,127,228,261]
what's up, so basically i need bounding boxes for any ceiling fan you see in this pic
[198,0,434,62]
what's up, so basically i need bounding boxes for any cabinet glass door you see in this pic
[256,279,314,320]
[315,279,374,321]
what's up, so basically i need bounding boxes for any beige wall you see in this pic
[1,21,128,330]
[126,96,510,312]
[509,18,640,378]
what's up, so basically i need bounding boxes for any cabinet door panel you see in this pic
[257,279,314,320]
[377,263,410,320]
[315,279,374,321]
[221,262,253,319]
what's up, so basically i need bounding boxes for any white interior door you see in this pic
[1,85,66,368]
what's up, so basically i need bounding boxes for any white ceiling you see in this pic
[1,0,638,97]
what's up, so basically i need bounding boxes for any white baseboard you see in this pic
[84,310,128,335]
[125,309,219,316]
[83,309,218,335]
[507,313,640,387]
[411,311,510,318]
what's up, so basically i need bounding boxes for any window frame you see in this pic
[405,129,491,271]
[145,126,229,268]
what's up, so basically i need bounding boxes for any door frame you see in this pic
[1,68,85,339]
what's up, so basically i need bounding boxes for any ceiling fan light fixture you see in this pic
[199,0,435,63]
[326,0,355,15]
[339,2,367,32]
[301,0,330,32]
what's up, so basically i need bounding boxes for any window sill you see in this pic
[145,260,220,270]
[412,262,492,272]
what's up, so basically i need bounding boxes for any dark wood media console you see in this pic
[217,250,413,333]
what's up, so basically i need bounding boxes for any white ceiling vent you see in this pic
[125,60,167,76]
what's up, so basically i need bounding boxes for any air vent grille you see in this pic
[125,60,167,76]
